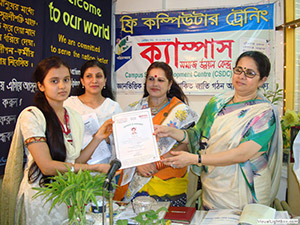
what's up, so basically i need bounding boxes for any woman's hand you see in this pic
[161,151,198,168]
[154,125,187,143]
[153,125,173,139]
[94,119,113,141]
[94,163,111,174]
[94,164,122,176]
[136,163,158,177]
[77,119,113,163]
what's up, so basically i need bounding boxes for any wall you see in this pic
[112,0,284,115]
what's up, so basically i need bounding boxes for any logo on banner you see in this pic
[115,36,132,71]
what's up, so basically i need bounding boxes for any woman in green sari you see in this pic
[154,51,283,210]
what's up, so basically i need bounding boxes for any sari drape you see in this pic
[187,90,282,209]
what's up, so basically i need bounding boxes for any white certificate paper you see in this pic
[112,108,160,169]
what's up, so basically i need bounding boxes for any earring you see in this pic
[103,85,106,89]
[82,85,85,89]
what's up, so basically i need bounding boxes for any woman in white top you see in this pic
[64,60,122,164]
[0,56,113,225]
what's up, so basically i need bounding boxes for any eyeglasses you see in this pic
[233,66,258,79]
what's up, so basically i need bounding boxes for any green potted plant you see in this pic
[281,109,300,152]
[262,83,283,105]
[33,167,110,225]
[116,207,169,225]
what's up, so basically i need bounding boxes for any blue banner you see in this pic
[115,4,273,36]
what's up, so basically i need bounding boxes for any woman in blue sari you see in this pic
[154,51,283,210]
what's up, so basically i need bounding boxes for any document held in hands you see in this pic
[112,108,160,169]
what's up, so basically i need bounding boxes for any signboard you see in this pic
[115,4,274,95]
[0,0,112,174]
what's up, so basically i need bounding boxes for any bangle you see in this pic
[155,156,167,170]
[71,163,75,172]
[179,130,187,143]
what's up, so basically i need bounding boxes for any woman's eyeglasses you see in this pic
[233,66,257,79]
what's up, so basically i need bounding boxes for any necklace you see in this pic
[58,109,71,135]
[149,98,169,115]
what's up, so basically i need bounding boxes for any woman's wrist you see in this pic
[196,152,202,166]
[70,163,75,172]
[155,156,167,170]
[178,130,187,143]
[91,134,105,147]
[93,133,104,142]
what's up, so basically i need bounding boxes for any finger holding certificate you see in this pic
[112,108,160,169]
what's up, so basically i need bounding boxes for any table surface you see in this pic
[89,202,291,225]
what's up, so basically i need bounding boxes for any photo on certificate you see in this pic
[112,108,160,169]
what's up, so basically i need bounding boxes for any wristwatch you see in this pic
[197,153,202,167]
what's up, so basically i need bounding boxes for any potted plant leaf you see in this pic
[33,167,112,225]
[116,206,169,225]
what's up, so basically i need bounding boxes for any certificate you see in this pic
[112,108,160,169]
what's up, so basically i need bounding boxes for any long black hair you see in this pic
[28,56,70,186]
[73,60,114,100]
[143,61,188,104]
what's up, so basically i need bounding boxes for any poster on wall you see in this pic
[115,3,274,95]
[0,0,112,174]
[44,0,112,92]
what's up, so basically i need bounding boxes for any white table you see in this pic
[91,203,291,225]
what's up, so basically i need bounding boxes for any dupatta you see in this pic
[0,106,83,225]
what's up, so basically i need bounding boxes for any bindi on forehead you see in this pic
[148,74,166,80]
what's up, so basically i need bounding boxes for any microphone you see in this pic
[103,159,121,189]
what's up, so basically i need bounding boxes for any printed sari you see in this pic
[114,97,199,206]
[187,90,283,209]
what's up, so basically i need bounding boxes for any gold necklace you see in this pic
[149,98,168,115]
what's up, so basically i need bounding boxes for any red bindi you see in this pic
[154,75,157,78]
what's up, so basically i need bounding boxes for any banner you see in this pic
[0,0,112,174]
[43,0,112,92]
[115,4,274,95]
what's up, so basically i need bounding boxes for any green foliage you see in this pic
[262,83,283,105]
[116,207,169,225]
[33,167,111,225]
[262,83,293,148]
[116,219,129,225]
[281,109,300,148]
